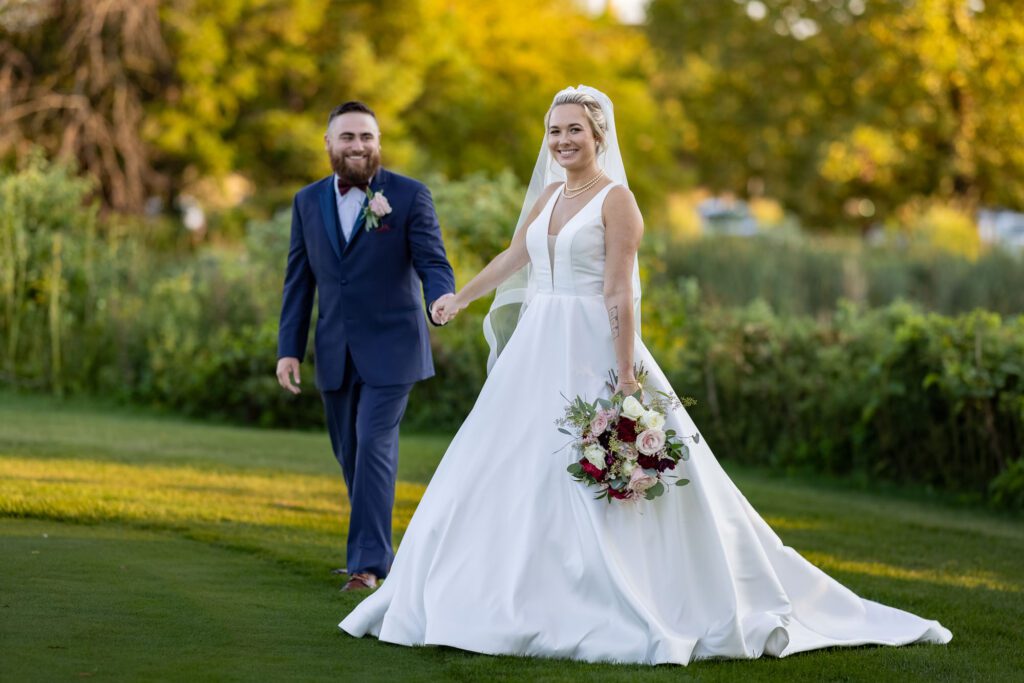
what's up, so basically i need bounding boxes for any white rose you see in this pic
[640,409,665,431]
[583,444,607,470]
[621,396,645,421]
[620,459,636,478]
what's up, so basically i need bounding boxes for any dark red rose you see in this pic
[607,487,631,500]
[637,454,675,472]
[616,417,637,443]
[637,454,659,470]
[579,459,606,482]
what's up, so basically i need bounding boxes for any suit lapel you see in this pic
[343,168,389,256]
[318,178,342,260]
[345,195,368,254]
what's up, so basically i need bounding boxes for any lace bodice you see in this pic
[527,183,618,297]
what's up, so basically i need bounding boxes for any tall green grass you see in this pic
[655,233,1024,316]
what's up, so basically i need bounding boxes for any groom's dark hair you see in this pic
[328,101,377,126]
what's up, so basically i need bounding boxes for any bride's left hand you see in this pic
[616,377,641,397]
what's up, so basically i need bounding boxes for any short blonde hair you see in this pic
[545,91,608,154]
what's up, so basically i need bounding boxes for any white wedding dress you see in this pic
[340,182,952,664]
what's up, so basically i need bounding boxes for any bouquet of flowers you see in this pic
[557,366,700,503]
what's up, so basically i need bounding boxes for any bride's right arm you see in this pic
[446,183,560,314]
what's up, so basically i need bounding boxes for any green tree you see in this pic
[646,0,1024,227]
[4,0,684,217]
[151,0,334,194]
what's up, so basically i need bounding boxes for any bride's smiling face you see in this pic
[547,104,598,171]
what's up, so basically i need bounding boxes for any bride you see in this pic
[339,86,952,664]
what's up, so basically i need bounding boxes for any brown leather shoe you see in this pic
[341,572,378,592]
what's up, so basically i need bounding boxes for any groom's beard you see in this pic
[330,147,381,185]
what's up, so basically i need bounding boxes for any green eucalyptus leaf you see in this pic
[645,481,665,499]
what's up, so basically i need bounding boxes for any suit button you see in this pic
[340,279,349,285]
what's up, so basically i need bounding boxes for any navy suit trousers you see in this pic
[322,350,413,579]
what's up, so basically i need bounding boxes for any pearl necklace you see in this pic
[562,170,605,199]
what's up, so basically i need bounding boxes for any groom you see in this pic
[276,101,455,591]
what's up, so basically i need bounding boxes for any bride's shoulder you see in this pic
[602,184,643,236]
[604,183,635,205]
[603,184,641,217]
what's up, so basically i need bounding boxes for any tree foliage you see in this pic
[2,0,1022,226]
[0,0,168,211]
[2,0,681,214]
[646,0,1024,227]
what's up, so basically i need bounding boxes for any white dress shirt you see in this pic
[334,173,367,242]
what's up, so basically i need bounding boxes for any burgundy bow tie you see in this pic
[337,179,369,196]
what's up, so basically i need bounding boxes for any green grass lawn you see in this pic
[1,390,1022,682]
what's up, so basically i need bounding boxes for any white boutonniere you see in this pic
[362,190,393,231]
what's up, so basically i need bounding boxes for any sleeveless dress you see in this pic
[339,183,952,664]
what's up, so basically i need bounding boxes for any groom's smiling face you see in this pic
[326,112,381,184]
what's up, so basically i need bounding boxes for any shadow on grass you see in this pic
[2,392,1023,680]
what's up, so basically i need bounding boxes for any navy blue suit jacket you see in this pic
[277,168,455,389]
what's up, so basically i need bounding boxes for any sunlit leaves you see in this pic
[646,0,1024,226]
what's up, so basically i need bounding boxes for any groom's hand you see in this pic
[276,357,302,394]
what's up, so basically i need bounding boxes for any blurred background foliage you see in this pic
[0,0,679,214]
[646,0,1024,227]
[1,0,1022,507]
[4,0,1020,225]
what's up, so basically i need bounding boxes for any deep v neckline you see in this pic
[545,181,613,241]
[539,181,615,291]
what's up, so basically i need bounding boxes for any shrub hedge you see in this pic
[2,160,1021,507]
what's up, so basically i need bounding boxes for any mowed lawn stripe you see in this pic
[2,392,1023,681]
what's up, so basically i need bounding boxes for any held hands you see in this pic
[276,357,302,394]
[277,296,457,394]
[431,292,465,325]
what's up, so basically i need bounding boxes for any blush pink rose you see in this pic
[636,428,666,455]
[589,412,610,436]
[628,467,658,494]
[368,193,392,217]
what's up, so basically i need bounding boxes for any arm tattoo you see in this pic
[608,305,620,339]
